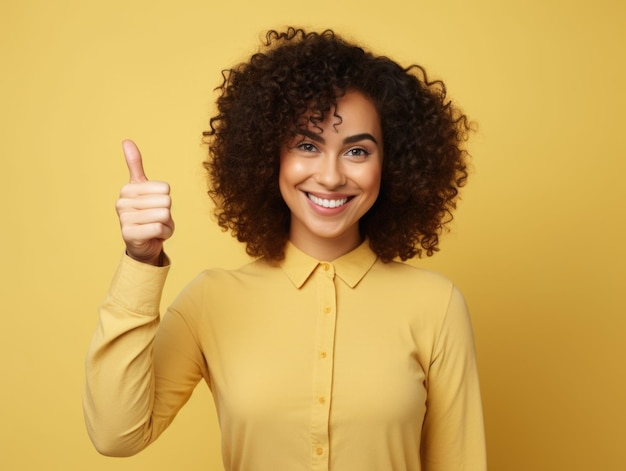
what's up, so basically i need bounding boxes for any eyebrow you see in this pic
[296,129,379,145]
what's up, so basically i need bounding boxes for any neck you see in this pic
[289,231,362,261]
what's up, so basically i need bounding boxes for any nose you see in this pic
[314,155,346,189]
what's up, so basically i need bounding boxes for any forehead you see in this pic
[302,90,381,133]
[334,90,379,121]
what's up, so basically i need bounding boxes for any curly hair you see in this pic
[203,27,472,262]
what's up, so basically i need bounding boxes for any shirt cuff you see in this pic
[107,252,171,316]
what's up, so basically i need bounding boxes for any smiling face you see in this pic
[279,90,383,260]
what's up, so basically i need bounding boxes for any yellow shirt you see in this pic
[84,241,486,470]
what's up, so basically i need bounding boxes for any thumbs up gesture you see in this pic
[116,140,175,265]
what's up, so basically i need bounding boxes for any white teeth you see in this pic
[308,193,349,208]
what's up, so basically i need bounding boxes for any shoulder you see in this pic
[167,259,282,323]
[199,257,281,283]
[367,259,467,320]
[175,258,282,298]
[370,259,456,294]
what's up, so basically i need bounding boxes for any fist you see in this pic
[115,140,174,265]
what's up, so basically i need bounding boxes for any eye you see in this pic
[296,141,318,153]
[345,147,370,158]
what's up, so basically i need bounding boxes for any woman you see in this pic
[84,28,486,470]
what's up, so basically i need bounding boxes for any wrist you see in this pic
[125,250,169,267]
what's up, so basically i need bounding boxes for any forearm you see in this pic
[83,254,170,456]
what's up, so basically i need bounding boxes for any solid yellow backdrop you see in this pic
[1,0,624,469]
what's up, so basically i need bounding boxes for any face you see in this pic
[279,90,383,260]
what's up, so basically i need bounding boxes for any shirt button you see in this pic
[321,263,330,271]
[318,396,326,404]
[323,306,331,314]
[320,351,327,359]
[316,447,324,456]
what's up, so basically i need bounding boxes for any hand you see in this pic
[116,140,174,265]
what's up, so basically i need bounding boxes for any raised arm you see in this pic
[83,141,204,456]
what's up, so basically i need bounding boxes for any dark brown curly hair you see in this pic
[203,27,472,262]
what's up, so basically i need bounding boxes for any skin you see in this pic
[279,90,383,260]
[116,140,174,266]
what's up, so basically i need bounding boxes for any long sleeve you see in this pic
[420,286,487,471]
[82,255,206,456]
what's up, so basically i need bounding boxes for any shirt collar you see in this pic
[280,240,378,289]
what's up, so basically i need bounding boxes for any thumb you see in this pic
[122,139,148,183]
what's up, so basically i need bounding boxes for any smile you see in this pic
[307,193,350,209]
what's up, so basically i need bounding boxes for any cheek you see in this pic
[278,167,289,203]
[359,165,383,197]
[279,156,309,187]
[278,156,304,203]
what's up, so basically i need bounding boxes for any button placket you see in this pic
[310,262,337,470]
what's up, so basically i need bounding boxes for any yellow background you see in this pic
[2,0,624,469]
